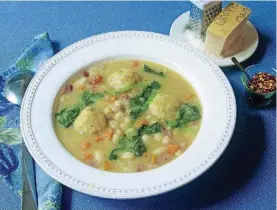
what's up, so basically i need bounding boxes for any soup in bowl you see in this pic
[53,59,202,173]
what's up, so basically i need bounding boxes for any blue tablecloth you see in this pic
[0,1,275,210]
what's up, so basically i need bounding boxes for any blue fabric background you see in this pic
[0,1,275,210]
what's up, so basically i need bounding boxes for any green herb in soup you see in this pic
[143,64,165,77]
[82,91,104,106]
[138,122,163,136]
[109,122,163,160]
[166,104,201,128]
[109,135,146,160]
[55,91,104,127]
[53,60,202,173]
[55,105,81,128]
[105,82,146,96]
[130,81,161,119]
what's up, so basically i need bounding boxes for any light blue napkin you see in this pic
[0,33,62,209]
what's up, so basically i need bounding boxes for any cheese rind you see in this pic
[204,2,251,57]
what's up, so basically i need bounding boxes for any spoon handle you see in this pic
[231,57,251,81]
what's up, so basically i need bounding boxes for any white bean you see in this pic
[94,150,104,163]
[109,120,119,129]
[121,98,129,106]
[73,77,87,88]
[115,129,122,136]
[142,135,150,143]
[175,149,183,157]
[120,122,130,130]
[162,136,171,144]
[152,146,167,156]
[179,141,187,148]
[112,134,119,143]
[120,152,135,160]
[125,128,136,136]
[111,105,121,112]
[114,100,121,107]
[104,107,112,115]
[124,116,132,124]
[115,112,125,121]
[122,167,137,173]
[154,133,163,141]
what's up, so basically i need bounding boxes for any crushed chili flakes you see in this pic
[248,72,276,93]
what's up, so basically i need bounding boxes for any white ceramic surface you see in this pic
[170,12,259,67]
[20,31,236,199]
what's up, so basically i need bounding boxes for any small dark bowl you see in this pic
[241,64,276,107]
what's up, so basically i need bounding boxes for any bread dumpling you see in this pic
[73,107,107,134]
[108,68,142,90]
[149,93,181,120]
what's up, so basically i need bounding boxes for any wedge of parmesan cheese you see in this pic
[204,2,251,57]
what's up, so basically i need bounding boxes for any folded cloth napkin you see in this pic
[0,33,62,210]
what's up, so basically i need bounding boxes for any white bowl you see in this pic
[20,31,236,199]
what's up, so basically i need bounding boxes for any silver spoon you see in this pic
[231,57,251,83]
[3,71,34,105]
[3,70,37,209]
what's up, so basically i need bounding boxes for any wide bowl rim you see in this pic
[20,31,236,199]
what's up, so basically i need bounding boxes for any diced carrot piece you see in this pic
[131,60,140,68]
[136,119,148,127]
[167,145,179,154]
[151,155,156,165]
[103,161,111,170]
[81,142,91,150]
[79,85,86,91]
[91,75,103,85]
[102,128,114,140]
[82,153,93,161]
[108,96,117,103]
[95,136,103,142]
[184,93,193,100]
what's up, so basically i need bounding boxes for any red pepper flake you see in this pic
[82,71,89,77]
[64,84,73,93]
[248,72,276,93]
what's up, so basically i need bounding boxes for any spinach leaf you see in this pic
[138,122,162,136]
[109,122,162,160]
[109,135,146,160]
[82,91,104,106]
[166,104,201,128]
[56,91,104,127]
[143,64,165,77]
[104,82,146,95]
[130,81,161,119]
[55,105,81,128]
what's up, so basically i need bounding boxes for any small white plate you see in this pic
[170,12,259,67]
[21,31,236,199]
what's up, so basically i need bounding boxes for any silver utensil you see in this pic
[3,70,37,210]
[231,57,252,83]
[3,71,34,105]
[188,0,222,39]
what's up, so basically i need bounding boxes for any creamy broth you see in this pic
[53,60,201,172]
